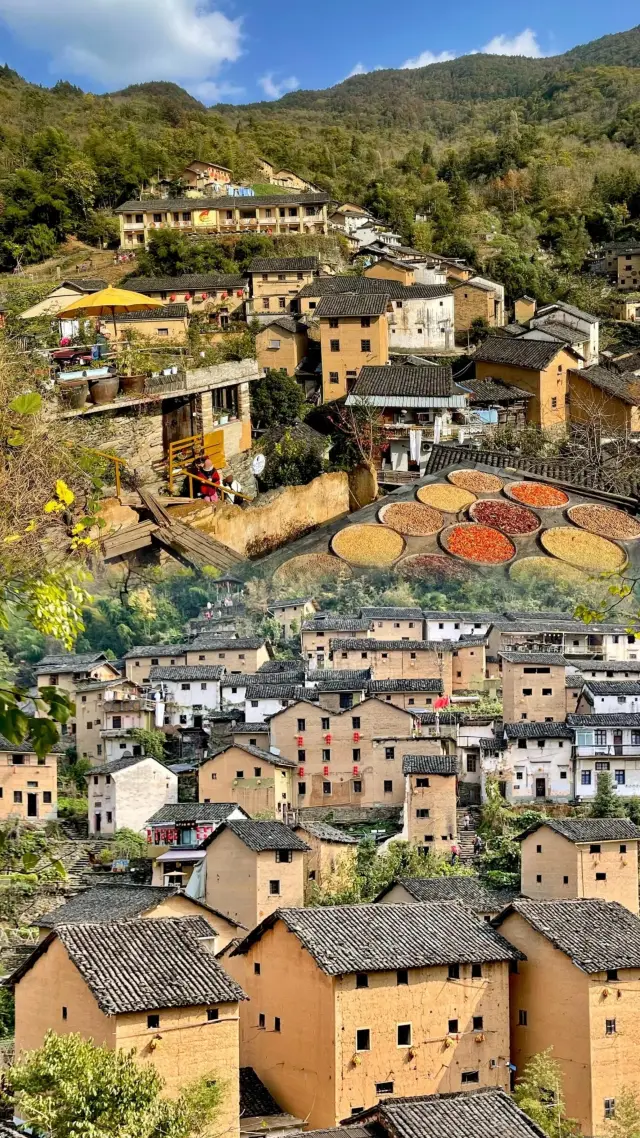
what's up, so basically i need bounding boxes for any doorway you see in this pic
[162,394,194,453]
[614,732,623,756]
[535,777,546,799]
[94,812,101,833]
[27,793,37,818]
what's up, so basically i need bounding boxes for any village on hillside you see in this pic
[4,143,640,1138]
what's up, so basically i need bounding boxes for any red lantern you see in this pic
[221,291,228,299]
[353,731,360,742]
[298,766,305,776]
[296,735,304,746]
[184,292,192,301]
[146,828,152,843]
[323,765,329,776]
[169,294,176,302]
[236,289,243,297]
[325,733,332,743]
[353,765,359,775]
[201,292,208,300]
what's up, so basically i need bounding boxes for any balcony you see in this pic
[577,745,640,758]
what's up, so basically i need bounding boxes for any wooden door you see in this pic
[162,395,194,452]
[535,777,546,798]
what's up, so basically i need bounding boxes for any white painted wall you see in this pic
[87,759,178,835]
[387,294,454,350]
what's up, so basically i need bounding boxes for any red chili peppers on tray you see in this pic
[471,499,539,535]
[446,523,516,564]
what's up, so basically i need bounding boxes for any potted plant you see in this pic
[118,337,147,397]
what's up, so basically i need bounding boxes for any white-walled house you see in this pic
[86,754,177,836]
[423,611,498,642]
[569,713,640,799]
[149,665,224,728]
[221,671,304,707]
[576,681,640,715]
[385,284,455,351]
[494,722,574,802]
[245,683,307,723]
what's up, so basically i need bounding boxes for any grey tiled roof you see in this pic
[295,821,359,844]
[332,638,480,651]
[206,820,310,853]
[423,610,499,621]
[223,672,304,687]
[209,742,296,768]
[315,292,390,317]
[538,300,598,325]
[503,722,573,739]
[583,680,640,695]
[351,365,454,399]
[124,644,189,659]
[189,635,266,650]
[233,901,521,972]
[347,1088,551,1138]
[422,444,640,498]
[245,684,311,701]
[566,675,584,687]
[90,754,151,776]
[455,376,533,403]
[0,734,66,754]
[38,886,180,928]
[248,257,318,272]
[383,878,515,913]
[240,1068,288,1118]
[495,899,640,973]
[306,669,371,682]
[361,607,424,620]
[402,755,458,775]
[298,276,451,300]
[499,651,567,666]
[576,660,640,673]
[13,917,246,1012]
[36,651,110,674]
[474,335,578,369]
[146,802,245,825]
[302,617,370,632]
[369,679,442,693]
[115,305,189,322]
[570,364,640,405]
[117,192,330,211]
[127,274,245,292]
[149,665,225,682]
[63,277,108,292]
[568,713,640,726]
[517,818,640,843]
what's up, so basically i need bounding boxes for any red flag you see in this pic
[434,695,450,709]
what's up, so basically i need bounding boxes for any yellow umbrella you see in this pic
[56,285,166,341]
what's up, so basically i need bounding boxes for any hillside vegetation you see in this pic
[1,25,640,300]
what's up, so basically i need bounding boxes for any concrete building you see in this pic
[497,722,574,802]
[292,820,359,899]
[317,293,390,402]
[75,677,147,764]
[402,754,458,854]
[226,901,520,1127]
[423,612,496,642]
[494,898,640,1136]
[0,737,59,823]
[518,818,640,913]
[489,619,639,662]
[149,665,224,728]
[198,743,296,819]
[116,193,330,248]
[11,916,246,1136]
[568,713,640,799]
[198,820,310,930]
[500,651,568,723]
[247,257,319,321]
[473,337,583,430]
[87,753,178,836]
[577,680,640,715]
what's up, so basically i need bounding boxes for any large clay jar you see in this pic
[89,375,120,405]
[119,374,146,397]
[58,378,89,409]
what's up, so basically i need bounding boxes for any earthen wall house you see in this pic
[198,743,295,819]
[474,340,581,430]
[501,653,568,722]
[200,821,309,930]
[402,756,458,854]
[0,743,58,823]
[519,819,640,914]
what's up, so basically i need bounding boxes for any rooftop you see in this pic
[115,305,189,323]
[379,878,515,913]
[349,365,455,401]
[503,722,574,739]
[369,679,443,693]
[36,651,111,674]
[204,820,311,853]
[38,885,180,928]
[474,336,580,370]
[499,651,567,666]
[127,274,245,292]
[315,293,390,318]
[361,607,425,621]
[517,818,640,843]
[302,616,370,632]
[402,755,458,775]
[454,376,533,404]
[345,1088,551,1138]
[90,754,152,776]
[583,680,640,696]
[495,899,640,973]
[294,821,359,844]
[248,256,319,272]
[117,192,331,211]
[189,635,267,650]
[146,802,246,825]
[123,644,189,659]
[568,713,640,726]
[149,665,225,682]
[12,917,246,1013]
[232,901,521,972]
[570,364,640,405]
[209,742,297,769]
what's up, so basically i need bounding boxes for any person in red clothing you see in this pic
[450,842,460,865]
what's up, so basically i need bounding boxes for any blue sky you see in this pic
[0,1,634,105]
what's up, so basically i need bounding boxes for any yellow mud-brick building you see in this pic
[401,754,458,855]
[518,818,640,913]
[0,737,60,823]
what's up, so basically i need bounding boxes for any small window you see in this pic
[112,715,122,729]
[522,688,532,697]
[416,778,429,788]
[448,964,460,980]
[356,1028,370,1051]
[259,1013,266,1028]
[596,872,607,881]
[236,771,244,779]
[385,746,395,761]
[605,1100,616,1121]
[330,339,340,352]
[323,781,331,795]
[471,963,482,978]
[298,750,306,762]
[607,969,619,981]
[356,973,369,989]
[297,719,306,732]
[298,781,306,795]
[322,717,330,730]
[397,969,408,985]
[207,1008,219,1022]
[361,316,371,328]
[43,791,52,804]
[323,749,331,763]
[328,318,339,329]
[361,339,371,352]
[276,849,292,863]
[352,717,361,729]
[563,876,569,884]
[376,1082,394,1095]
[329,372,339,384]
[590,844,601,854]
[353,780,362,793]
[384,780,393,793]
[621,844,627,853]
[13,791,22,804]
[254,767,262,777]
[269,880,280,895]
[473,1016,484,1031]
[397,1023,412,1046]
[148,1014,160,1029]
[518,1010,528,1026]
[274,1017,281,1032]
[467,756,477,772]
[606,1019,616,1035]
[448,1018,459,1033]
[62,1006,68,1020]
[536,874,542,883]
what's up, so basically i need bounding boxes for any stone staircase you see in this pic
[456,806,482,866]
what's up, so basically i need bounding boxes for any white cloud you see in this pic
[0,0,242,88]
[258,72,299,99]
[347,62,366,77]
[189,79,245,104]
[401,49,456,69]
[481,28,544,57]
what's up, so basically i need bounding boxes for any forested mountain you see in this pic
[1,23,640,299]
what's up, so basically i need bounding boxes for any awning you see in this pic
[155,849,205,863]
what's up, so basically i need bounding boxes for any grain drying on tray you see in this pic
[567,504,640,541]
[506,482,569,508]
[510,556,589,585]
[332,524,405,566]
[443,523,516,564]
[540,527,627,571]
[448,470,504,493]
[417,484,476,512]
[273,552,351,588]
[379,501,443,536]
[398,553,471,581]
[470,499,540,535]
